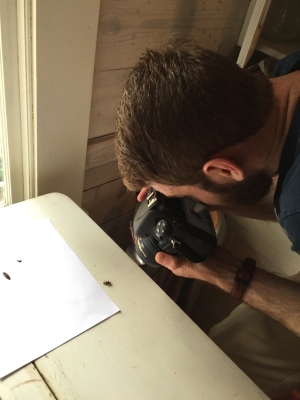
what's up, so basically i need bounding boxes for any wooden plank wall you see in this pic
[82,0,250,251]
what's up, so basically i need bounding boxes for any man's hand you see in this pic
[155,246,241,293]
[137,187,149,202]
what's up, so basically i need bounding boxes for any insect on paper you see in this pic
[0,219,119,378]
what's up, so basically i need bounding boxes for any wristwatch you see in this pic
[231,257,256,300]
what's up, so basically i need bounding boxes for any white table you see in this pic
[0,193,268,399]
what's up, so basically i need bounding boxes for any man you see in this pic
[115,39,300,397]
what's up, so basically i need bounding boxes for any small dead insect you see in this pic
[103,280,113,287]
[3,272,11,280]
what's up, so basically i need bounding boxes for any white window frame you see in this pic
[0,0,100,206]
[0,0,24,204]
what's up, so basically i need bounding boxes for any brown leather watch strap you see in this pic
[231,257,256,300]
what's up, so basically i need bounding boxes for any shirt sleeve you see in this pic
[281,212,300,255]
[273,50,300,77]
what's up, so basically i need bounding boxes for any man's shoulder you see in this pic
[280,213,300,254]
[277,154,300,254]
[273,50,300,77]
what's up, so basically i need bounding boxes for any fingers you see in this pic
[137,187,149,202]
[155,252,184,270]
[155,252,195,278]
[155,247,242,289]
[155,252,169,268]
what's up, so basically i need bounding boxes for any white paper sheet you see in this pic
[0,219,119,378]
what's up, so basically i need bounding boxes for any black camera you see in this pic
[131,189,217,268]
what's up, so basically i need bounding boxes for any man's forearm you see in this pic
[206,263,300,336]
[155,249,300,336]
[242,268,300,336]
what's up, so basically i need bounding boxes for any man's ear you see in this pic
[203,158,245,184]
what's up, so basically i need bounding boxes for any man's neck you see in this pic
[221,73,300,222]
[262,71,300,174]
[211,74,300,179]
[216,175,278,221]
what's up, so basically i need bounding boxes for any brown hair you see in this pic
[115,39,273,192]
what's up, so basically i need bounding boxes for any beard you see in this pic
[200,169,274,208]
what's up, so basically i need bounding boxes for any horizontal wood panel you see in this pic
[95,0,248,72]
[83,160,120,191]
[101,210,135,250]
[82,178,137,225]
[84,133,121,191]
[85,134,116,170]
[89,68,132,138]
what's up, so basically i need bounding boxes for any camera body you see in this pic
[132,189,217,268]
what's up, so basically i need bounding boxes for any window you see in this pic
[0,1,25,205]
[0,139,5,205]
[0,1,99,206]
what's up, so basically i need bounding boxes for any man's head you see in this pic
[115,39,274,206]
